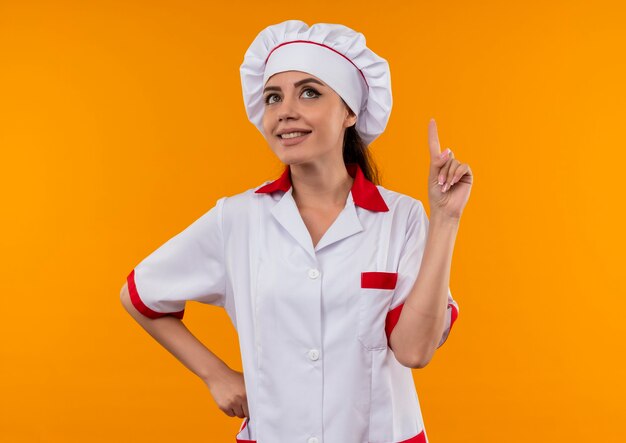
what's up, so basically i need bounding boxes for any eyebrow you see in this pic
[263,77,325,94]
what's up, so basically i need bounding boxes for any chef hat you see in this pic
[240,20,392,146]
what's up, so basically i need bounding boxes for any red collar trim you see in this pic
[255,163,389,212]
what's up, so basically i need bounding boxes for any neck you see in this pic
[290,161,354,209]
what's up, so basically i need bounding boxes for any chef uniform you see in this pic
[127,20,459,443]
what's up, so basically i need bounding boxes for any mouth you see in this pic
[276,131,312,146]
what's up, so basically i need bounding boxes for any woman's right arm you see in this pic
[119,283,249,418]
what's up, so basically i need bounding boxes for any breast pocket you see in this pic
[358,271,398,351]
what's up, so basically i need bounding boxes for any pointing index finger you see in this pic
[428,118,441,159]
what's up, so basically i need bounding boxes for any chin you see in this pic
[276,154,302,165]
[272,144,305,159]
[276,153,313,167]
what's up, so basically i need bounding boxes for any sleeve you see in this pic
[126,196,228,320]
[385,199,460,350]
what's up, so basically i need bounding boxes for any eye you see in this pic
[302,87,321,98]
[263,87,322,105]
[265,93,279,105]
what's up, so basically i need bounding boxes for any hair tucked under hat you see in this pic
[240,20,393,147]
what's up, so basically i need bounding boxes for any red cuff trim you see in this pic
[385,302,459,350]
[385,302,404,349]
[450,303,459,330]
[127,269,185,320]
[437,302,460,348]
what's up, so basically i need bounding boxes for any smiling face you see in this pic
[261,70,357,166]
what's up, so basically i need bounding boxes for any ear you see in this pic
[344,107,357,128]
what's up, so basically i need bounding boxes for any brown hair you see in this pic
[342,104,381,186]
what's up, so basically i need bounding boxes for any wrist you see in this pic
[430,211,461,228]
[201,361,231,388]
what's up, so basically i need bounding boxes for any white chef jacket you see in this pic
[127,163,459,443]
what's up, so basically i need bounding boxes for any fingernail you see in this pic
[440,149,449,160]
[438,174,444,185]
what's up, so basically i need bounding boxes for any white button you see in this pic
[308,349,320,360]
[308,438,319,443]
[308,268,320,279]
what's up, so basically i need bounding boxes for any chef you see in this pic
[123,19,472,443]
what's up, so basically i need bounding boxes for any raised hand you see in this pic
[426,118,473,220]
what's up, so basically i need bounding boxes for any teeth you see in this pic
[280,132,309,139]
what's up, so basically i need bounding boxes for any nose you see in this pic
[277,94,299,122]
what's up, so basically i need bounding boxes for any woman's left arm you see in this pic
[389,118,473,368]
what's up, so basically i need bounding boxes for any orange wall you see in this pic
[1,0,624,441]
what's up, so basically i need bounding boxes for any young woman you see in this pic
[121,20,472,443]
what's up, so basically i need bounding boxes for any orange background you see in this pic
[1,0,625,441]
